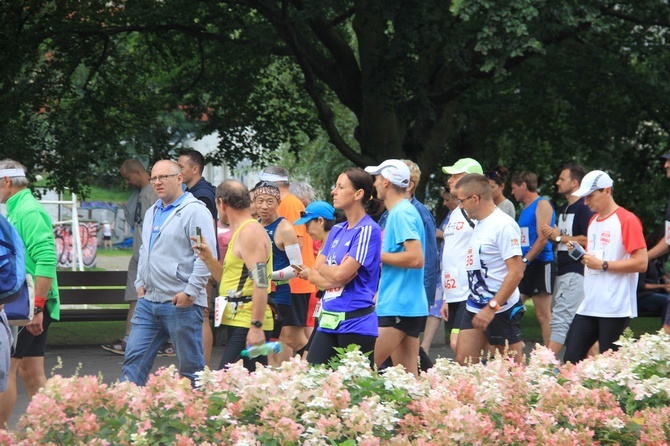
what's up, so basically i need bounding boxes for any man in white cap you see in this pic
[563,170,647,363]
[365,159,427,376]
[438,158,483,353]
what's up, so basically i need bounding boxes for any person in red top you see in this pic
[259,166,316,360]
[564,170,647,363]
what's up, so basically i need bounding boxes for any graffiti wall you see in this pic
[54,221,98,268]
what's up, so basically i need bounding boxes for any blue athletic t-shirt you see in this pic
[377,199,428,317]
[319,214,382,336]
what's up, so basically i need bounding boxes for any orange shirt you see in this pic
[277,193,317,294]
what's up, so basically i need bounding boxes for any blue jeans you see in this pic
[121,298,204,386]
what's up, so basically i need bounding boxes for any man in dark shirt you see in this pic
[178,148,218,367]
[540,164,594,355]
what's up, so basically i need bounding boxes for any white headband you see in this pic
[259,172,289,183]
[0,169,26,178]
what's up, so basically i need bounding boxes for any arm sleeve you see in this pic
[271,243,302,280]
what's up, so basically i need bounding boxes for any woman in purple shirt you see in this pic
[306,168,382,366]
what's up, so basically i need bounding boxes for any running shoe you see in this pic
[101,339,126,355]
[157,342,176,357]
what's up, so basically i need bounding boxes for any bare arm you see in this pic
[472,255,524,330]
[524,200,553,262]
[192,236,223,282]
[308,254,340,289]
[540,223,588,247]
[381,239,424,269]
[582,247,648,274]
[647,237,670,261]
[317,255,361,287]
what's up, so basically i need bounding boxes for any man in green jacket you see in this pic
[0,159,59,428]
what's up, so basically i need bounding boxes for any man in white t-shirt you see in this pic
[452,174,525,365]
[563,170,647,363]
[438,158,483,352]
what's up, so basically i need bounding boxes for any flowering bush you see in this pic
[1,332,670,445]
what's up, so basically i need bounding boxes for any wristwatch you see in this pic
[250,320,263,328]
[602,260,609,272]
[488,300,501,311]
[555,235,563,243]
[522,257,529,265]
[186,293,195,301]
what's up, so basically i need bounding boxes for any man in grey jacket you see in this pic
[121,160,215,386]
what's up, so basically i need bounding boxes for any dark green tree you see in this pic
[1,0,670,231]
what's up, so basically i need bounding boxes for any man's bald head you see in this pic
[216,180,251,210]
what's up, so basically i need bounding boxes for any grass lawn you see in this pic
[96,248,133,257]
[62,185,133,203]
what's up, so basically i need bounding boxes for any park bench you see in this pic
[57,270,129,322]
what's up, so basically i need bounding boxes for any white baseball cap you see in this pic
[572,170,614,197]
[364,159,411,188]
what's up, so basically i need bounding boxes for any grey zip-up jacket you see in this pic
[135,192,216,307]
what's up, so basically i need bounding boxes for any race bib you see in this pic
[313,299,322,318]
[520,227,530,247]
[443,269,460,294]
[323,286,344,301]
[465,245,480,271]
[214,295,228,327]
[586,249,605,276]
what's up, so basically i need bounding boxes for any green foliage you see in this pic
[2,0,670,230]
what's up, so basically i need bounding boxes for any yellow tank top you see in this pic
[219,219,274,329]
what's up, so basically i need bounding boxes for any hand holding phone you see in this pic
[291,264,304,273]
[567,242,586,261]
[196,227,202,247]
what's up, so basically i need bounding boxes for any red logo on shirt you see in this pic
[600,231,611,246]
[456,222,464,231]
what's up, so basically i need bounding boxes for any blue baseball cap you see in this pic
[294,201,335,225]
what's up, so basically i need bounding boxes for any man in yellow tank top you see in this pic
[194,180,274,371]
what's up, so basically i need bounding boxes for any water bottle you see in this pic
[240,341,283,358]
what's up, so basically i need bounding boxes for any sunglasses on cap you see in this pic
[254,180,279,190]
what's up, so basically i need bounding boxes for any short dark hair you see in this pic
[120,158,147,174]
[178,148,205,173]
[562,163,586,184]
[216,180,251,210]
[454,173,493,201]
[511,171,538,192]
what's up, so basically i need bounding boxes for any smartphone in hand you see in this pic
[196,227,202,247]
[291,264,304,272]
[568,243,586,261]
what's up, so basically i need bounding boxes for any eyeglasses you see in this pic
[457,195,476,205]
[149,174,179,184]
